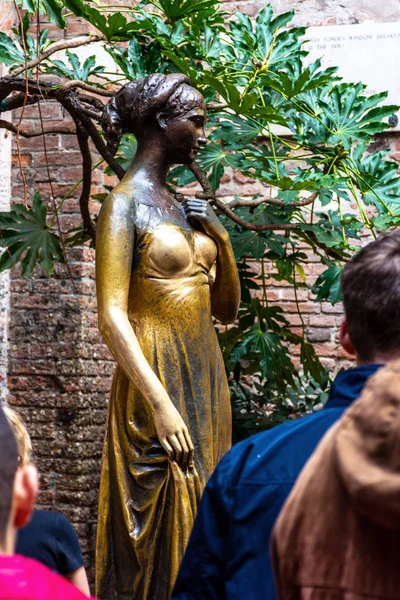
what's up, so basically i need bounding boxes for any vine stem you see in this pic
[13,34,105,77]
[35,11,77,290]
[261,257,268,304]
[267,122,280,179]
[342,164,376,239]
[293,259,305,336]
[48,159,104,227]
[13,0,30,207]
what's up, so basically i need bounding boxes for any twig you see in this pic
[0,119,76,137]
[78,104,103,121]
[13,0,30,206]
[61,80,115,97]
[38,99,77,289]
[75,120,96,241]
[188,161,297,232]
[77,115,125,180]
[13,35,105,76]
[77,93,105,111]
[227,193,317,209]
[0,75,125,179]
[0,92,38,110]
[35,13,77,290]
[206,102,228,110]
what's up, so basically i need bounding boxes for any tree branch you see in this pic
[0,92,39,110]
[188,161,298,231]
[75,121,96,241]
[0,75,125,180]
[61,80,115,97]
[13,35,105,76]
[0,119,76,137]
[227,193,317,209]
[78,93,105,111]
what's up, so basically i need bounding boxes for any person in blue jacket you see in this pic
[172,230,400,600]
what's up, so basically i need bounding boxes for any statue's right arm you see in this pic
[95,193,193,467]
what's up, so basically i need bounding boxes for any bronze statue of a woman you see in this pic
[95,73,240,600]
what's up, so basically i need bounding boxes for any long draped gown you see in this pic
[95,199,232,600]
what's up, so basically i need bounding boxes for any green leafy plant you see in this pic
[0,192,63,277]
[1,0,399,434]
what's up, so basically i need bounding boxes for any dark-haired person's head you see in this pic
[0,406,37,555]
[340,230,400,364]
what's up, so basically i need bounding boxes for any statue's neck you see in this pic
[124,141,170,189]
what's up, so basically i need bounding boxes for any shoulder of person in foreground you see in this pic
[271,360,400,599]
[172,408,338,600]
[0,554,95,600]
[17,509,89,596]
[17,509,84,572]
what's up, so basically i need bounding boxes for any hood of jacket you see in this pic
[335,360,400,530]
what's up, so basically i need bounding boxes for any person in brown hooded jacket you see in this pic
[272,359,400,600]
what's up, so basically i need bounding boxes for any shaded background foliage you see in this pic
[0,0,399,437]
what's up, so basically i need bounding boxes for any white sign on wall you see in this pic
[303,22,400,130]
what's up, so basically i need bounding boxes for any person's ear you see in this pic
[156,111,169,130]
[340,318,355,356]
[13,465,38,529]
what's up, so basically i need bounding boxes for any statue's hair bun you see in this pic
[102,73,196,156]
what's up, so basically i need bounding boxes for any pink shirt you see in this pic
[0,555,96,599]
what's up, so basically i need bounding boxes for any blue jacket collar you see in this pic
[325,364,383,409]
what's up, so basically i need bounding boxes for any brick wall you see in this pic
[3,0,400,588]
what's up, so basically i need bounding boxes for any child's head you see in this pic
[3,407,32,467]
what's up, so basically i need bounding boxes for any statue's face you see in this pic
[162,101,207,165]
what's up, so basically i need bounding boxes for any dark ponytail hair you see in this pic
[102,96,123,157]
[102,73,203,156]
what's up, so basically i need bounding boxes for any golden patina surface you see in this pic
[95,74,240,600]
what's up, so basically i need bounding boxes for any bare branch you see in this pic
[188,161,298,232]
[75,121,96,241]
[0,119,76,137]
[227,193,318,209]
[13,35,105,76]
[206,102,228,110]
[78,93,105,111]
[61,80,115,97]
[0,92,38,110]
[78,104,103,121]
[212,199,299,231]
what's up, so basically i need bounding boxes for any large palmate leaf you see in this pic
[0,192,63,277]
[350,144,400,210]
[196,142,243,190]
[229,7,305,71]
[107,38,171,81]
[260,59,339,99]
[321,84,399,149]
[313,265,343,304]
[0,33,25,67]
[18,0,66,28]
[149,0,218,21]
[63,0,144,39]
[47,50,105,81]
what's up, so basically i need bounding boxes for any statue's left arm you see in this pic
[182,199,240,324]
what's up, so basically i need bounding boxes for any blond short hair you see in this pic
[3,406,32,467]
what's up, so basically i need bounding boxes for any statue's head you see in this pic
[102,73,206,164]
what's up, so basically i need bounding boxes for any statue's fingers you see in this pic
[162,438,174,460]
[177,431,189,469]
[184,429,195,467]
[168,434,182,464]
